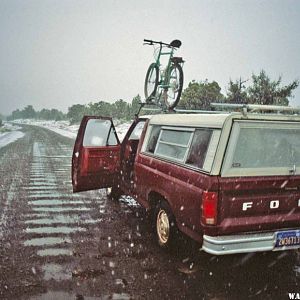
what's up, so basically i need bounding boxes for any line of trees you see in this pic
[180,70,299,109]
[6,95,142,124]
[6,70,299,123]
[7,105,66,121]
[67,96,141,124]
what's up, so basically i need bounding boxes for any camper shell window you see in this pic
[143,125,220,172]
[222,120,300,176]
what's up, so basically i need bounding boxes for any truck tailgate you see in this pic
[213,176,300,235]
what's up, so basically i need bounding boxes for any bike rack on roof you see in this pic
[136,101,300,117]
[211,103,300,116]
[136,103,224,117]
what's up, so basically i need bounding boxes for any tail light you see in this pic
[202,191,218,225]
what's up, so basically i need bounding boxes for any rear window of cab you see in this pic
[142,125,221,173]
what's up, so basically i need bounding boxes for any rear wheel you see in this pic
[155,201,177,249]
[164,63,183,109]
[144,63,159,101]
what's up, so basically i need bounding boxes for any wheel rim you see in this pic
[156,209,170,245]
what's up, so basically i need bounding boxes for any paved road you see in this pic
[0,125,299,300]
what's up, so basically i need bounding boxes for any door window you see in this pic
[83,119,118,147]
[129,121,146,140]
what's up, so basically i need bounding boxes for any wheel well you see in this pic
[148,191,166,210]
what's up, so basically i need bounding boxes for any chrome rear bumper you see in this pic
[202,231,300,255]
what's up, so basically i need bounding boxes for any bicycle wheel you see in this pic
[164,63,183,109]
[144,63,159,101]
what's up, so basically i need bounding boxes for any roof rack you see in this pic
[211,103,300,114]
[137,102,225,115]
[174,108,224,114]
[141,107,224,114]
[136,101,300,117]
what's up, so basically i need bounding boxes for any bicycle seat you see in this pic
[171,57,184,64]
[169,40,181,48]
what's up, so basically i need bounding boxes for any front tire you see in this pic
[155,201,177,249]
[144,63,159,101]
[106,186,121,201]
[164,63,183,109]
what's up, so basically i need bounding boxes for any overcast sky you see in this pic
[0,0,299,115]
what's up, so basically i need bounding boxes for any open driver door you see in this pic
[72,116,120,192]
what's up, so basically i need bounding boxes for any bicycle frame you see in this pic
[153,44,175,89]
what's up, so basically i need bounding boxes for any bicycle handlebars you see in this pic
[143,39,182,49]
[143,39,173,47]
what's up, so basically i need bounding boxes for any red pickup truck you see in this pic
[72,111,300,255]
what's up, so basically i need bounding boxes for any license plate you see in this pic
[275,230,300,248]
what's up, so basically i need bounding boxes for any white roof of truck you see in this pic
[148,113,231,128]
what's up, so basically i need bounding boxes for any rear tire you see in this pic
[144,63,159,101]
[164,63,183,109]
[155,201,177,249]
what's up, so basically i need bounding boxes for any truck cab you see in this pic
[72,109,300,255]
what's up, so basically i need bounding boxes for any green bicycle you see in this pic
[143,39,184,110]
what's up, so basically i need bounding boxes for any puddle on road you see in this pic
[24,237,71,246]
[25,215,102,225]
[37,248,72,257]
[42,263,72,281]
[25,226,87,234]
[29,182,57,186]
[27,195,84,200]
[28,291,130,300]
[30,170,54,173]
[28,199,87,206]
[29,173,55,176]
[25,187,58,191]
[29,177,56,182]
[32,206,91,212]
[30,167,49,170]
[33,155,71,158]
[28,193,64,198]
[24,213,49,219]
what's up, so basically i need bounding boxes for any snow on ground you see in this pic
[13,119,132,141]
[13,119,79,139]
[0,123,25,149]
